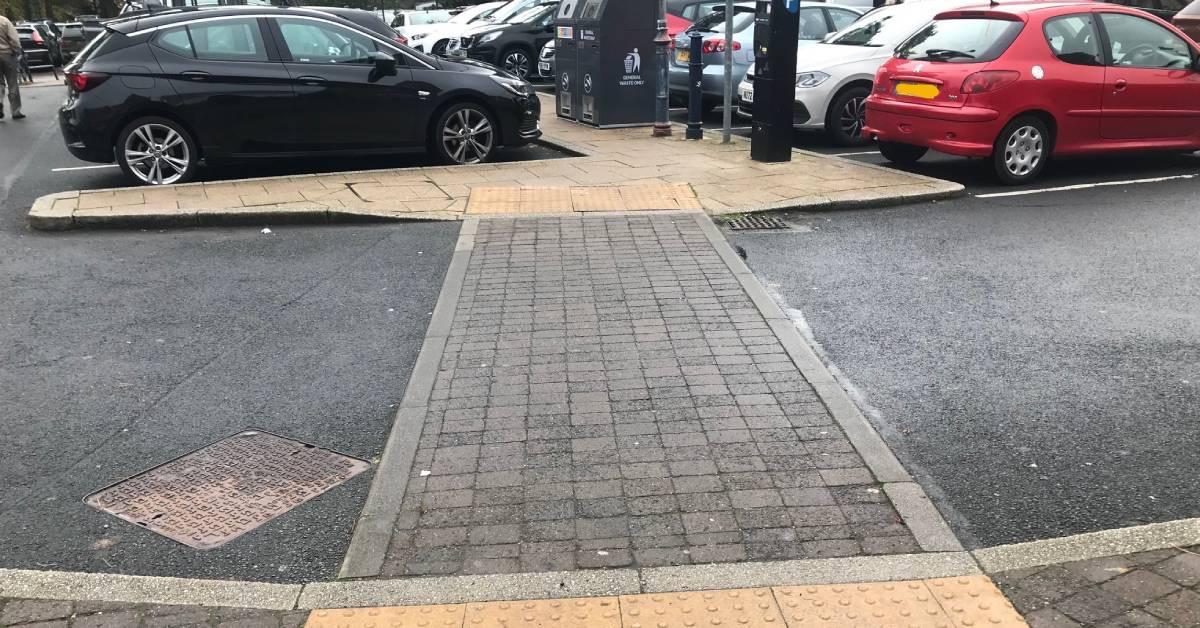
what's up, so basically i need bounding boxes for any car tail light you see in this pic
[702,39,741,54]
[31,29,44,45]
[66,70,109,92]
[961,70,1020,95]
[393,34,408,46]
[873,66,889,94]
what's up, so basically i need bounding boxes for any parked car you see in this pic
[457,2,556,79]
[16,25,56,69]
[391,9,453,29]
[303,6,408,45]
[399,0,505,54]
[58,7,541,185]
[1174,0,1200,39]
[736,0,972,145]
[537,38,554,78]
[59,23,94,61]
[76,15,107,40]
[1102,0,1189,20]
[675,3,861,113]
[864,1,1200,184]
[19,21,64,65]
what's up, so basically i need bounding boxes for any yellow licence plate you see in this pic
[895,82,939,99]
[676,49,690,63]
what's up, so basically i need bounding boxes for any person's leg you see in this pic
[0,54,21,118]
[0,54,8,118]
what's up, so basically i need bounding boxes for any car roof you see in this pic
[105,5,371,34]
[935,0,1135,16]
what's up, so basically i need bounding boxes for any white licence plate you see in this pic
[741,89,754,104]
[538,62,550,72]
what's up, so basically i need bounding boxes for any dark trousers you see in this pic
[0,53,21,114]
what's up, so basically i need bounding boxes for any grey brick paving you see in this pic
[380,215,917,577]
[996,545,1200,627]
[0,598,305,627]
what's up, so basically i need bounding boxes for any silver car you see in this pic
[668,3,861,111]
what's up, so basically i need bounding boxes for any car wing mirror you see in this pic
[370,50,398,74]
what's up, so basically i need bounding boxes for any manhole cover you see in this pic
[85,430,370,549]
[725,215,790,231]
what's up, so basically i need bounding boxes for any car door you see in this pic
[268,16,420,152]
[1040,13,1107,148]
[1097,11,1200,139]
[149,17,297,157]
[825,7,861,33]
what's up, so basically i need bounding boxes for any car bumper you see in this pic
[58,98,114,163]
[734,81,825,129]
[668,63,751,101]
[864,98,1001,157]
[502,94,542,146]
[466,46,498,64]
[23,50,54,67]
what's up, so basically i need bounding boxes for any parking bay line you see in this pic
[976,173,1197,198]
[52,164,119,172]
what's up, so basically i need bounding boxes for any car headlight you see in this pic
[410,32,427,41]
[478,31,502,44]
[491,75,531,97]
[796,71,830,88]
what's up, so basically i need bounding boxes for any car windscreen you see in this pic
[450,2,499,23]
[487,0,537,23]
[895,17,1023,62]
[690,7,755,32]
[507,5,549,23]
[825,8,936,47]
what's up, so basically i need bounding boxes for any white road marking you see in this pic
[52,164,119,172]
[975,173,1197,198]
[831,150,880,156]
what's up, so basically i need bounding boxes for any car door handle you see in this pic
[1114,78,1128,92]
[297,75,327,86]
[179,70,211,81]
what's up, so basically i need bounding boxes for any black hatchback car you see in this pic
[456,2,556,79]
[59,6,541,185]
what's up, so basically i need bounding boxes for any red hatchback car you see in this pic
[863,2,1200,184]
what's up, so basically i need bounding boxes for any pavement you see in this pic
[26,93,961,230]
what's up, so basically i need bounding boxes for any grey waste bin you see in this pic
[555,0,656,127]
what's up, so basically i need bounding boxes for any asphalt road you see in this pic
[731,178,1200,548]
[0,84,460,582]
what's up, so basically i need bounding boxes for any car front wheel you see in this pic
[115,117,198,186]
[993,115,1049,185]
[501,47,532,79]
[826,85,870,147]
[433,103,497,165]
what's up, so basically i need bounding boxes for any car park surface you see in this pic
[865,1,1200,184]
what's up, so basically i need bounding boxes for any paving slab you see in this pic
[28,96,962,230]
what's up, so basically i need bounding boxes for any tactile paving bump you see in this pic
[924,576,1027,627]
[620,588,784,628]
[306,605,465,628]
[86,430,370,549]
[466,597,621,628]
[775,582,949,627]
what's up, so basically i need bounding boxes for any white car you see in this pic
[398,1,506,54]
[736,0,973,146]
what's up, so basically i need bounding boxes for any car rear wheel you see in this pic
[433,103,497,165]
[501,47,532,79]
[878,141,928,165]
[116,117,198,186]
[993,115,1048,185]
[826,85,870,147]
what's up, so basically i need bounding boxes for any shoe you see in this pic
[12,112,24,120]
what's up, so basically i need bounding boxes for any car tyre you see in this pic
[500,46,533,79]
[993,115,1049,185]
[826,85,870,147]
[432,102,498,165]
[115,116,199,186]
[878,141,927,165]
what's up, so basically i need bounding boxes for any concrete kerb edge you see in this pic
[337,218,478,580]
[690,212,966,556]
[972,517,1200,573]
[0,569,301,611]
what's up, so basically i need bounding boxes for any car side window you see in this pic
[799,7,827,40]
[1042,14,1102,65]
[277,18,378,64]
[827,8,860,31]
[1100,12,1193,68]
[188,18,268,62]
[154,26,195,57]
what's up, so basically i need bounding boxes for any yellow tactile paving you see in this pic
[304,577,1027,628]
[619,588,784,628]
[305,604,465,628]
[465,597,622,627]
[924,576,1026,627]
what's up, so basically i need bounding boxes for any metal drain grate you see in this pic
[725,215,790,231]
[85,430,370,549]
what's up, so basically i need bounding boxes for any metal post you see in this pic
[686,32,703,140]
[721,0,734,143]
[652,7,672,136]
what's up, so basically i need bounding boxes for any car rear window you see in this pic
[896,17,1024,62]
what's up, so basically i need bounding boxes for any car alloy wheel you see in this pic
[441,106,495,164]
[840,95,867,141]
[503,49,531,79]
[123,123,191,185]
[826,85,871,147]
[1003,125,1043,178]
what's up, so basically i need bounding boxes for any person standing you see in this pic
[0,13,24,120]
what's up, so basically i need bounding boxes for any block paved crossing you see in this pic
[380,214,921,577]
